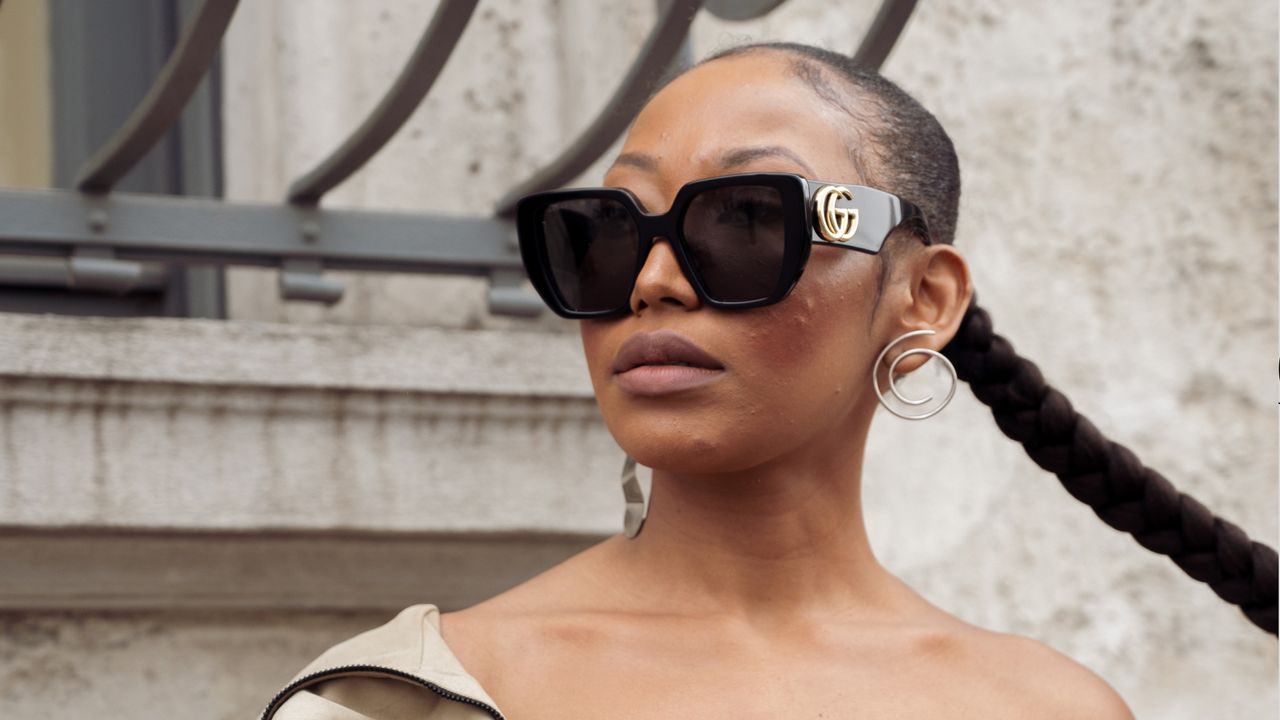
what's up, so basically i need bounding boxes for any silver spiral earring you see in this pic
[621,454,648,538]
[872,328,958,420]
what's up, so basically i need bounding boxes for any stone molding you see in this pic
[0,527,602,611]
[0,312,623,609]
[0,312,592,396]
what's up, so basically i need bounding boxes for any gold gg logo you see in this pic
[814,185,859,242]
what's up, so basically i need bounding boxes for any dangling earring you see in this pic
[621,454,648,539]
[872,328,958,420]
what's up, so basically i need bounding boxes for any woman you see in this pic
[261,41,1142,719]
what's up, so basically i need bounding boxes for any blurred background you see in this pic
[0,1,1275,718]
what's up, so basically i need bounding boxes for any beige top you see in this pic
[263,604,505,720]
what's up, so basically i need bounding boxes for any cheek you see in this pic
[734,281,867,430]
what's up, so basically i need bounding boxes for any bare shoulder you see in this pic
[438,603,501,684]
[439,539,615,684]
[437,581,550,688]
[967,629,1134,720]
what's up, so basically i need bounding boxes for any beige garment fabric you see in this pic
[264,604,505,720]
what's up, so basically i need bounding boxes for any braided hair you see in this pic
[704,41,1277,635]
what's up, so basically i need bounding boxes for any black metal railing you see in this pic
[0,0,917,314]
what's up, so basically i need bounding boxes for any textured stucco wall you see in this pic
[0,611,384,720]
[0,1,1275,719]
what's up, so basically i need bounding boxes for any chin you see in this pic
[608,420,782,476]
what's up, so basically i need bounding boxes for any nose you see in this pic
[628,237,702,314]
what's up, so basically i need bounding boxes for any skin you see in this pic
[441,50,1135,719]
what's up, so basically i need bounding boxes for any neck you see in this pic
[603,417,903,623]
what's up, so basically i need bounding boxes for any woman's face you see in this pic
[581,51,893,474]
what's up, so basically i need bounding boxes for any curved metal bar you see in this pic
[704,0,788,21]
[851,0,918,70]
[493,0,704,217]
[75,0,240,193]
[287,0,479,205]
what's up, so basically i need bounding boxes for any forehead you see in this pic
[606,52,863,196]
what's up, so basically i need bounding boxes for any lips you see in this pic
[612,330,725,374]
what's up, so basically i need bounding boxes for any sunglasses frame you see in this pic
[516,171,929,319]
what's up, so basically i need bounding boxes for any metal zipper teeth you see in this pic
[260,663,505,720]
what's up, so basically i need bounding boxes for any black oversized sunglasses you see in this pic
[516,172,929,319]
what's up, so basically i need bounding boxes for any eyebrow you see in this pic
[611,152,659,172]
[609,145,818,178]
[718,146,817,177]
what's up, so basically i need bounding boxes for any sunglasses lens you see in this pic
[681,185,789,302]
[539,198,639,313]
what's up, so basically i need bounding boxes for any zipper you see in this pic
[260,663,505,720]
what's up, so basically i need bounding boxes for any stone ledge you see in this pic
[0,527,604,611]
[0,375,624,533]
[0,312,593,397]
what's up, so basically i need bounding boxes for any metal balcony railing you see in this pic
[0,0,917,315]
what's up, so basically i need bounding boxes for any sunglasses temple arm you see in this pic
[898,199,931,245]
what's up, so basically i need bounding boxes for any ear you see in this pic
[879,244,972,375]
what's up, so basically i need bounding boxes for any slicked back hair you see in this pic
[704,42,960,251]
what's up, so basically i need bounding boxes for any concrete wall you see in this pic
[0,1,1275,718]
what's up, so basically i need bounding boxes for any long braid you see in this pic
[942,296,1278,634]
[704,40,1279,635]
